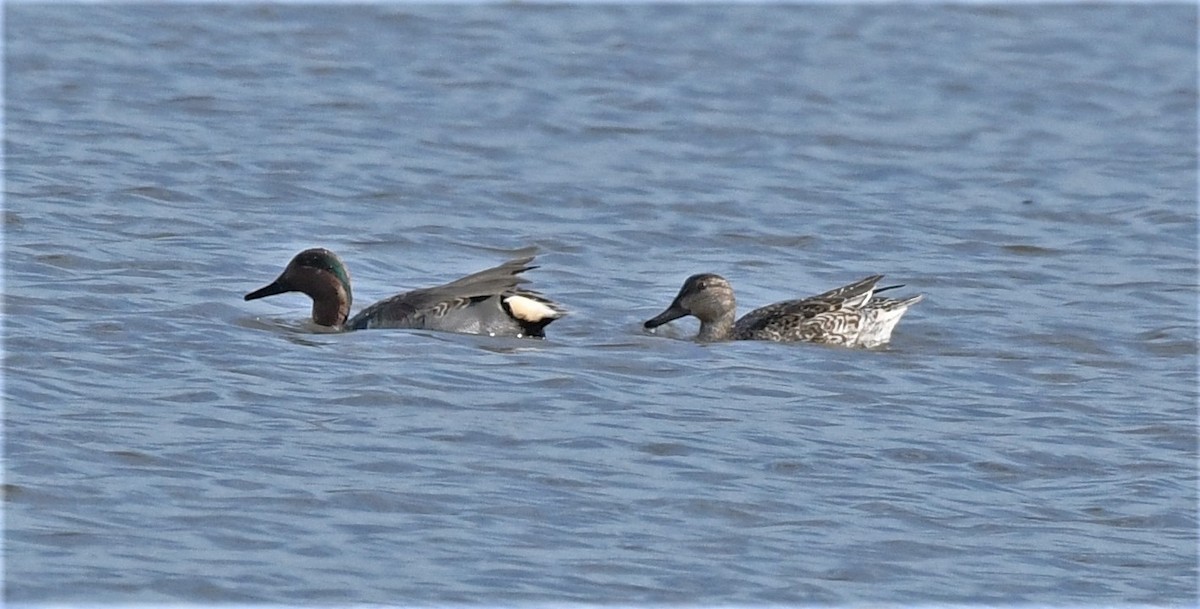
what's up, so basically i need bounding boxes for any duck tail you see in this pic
[502,292,566,338]
[874,293,925,311]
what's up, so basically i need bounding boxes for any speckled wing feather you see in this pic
[801,274,884,307]
[732,275,884,342]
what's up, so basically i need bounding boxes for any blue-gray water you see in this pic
[4,3,1197,605]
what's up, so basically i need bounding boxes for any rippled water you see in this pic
[5,4,1197,605]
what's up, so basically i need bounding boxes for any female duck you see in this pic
[643,273,922,347]
[244,247,564,338]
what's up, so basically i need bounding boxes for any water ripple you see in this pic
[5,3,1196,606]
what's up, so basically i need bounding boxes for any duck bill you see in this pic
[643,303,688,329]
[244,279,289,301]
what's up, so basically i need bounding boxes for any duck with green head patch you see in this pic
[244,247,565,338]
[644,273,922,347]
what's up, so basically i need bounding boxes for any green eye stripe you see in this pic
[300,252,352,301]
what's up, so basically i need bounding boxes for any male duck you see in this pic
[244,247,564,338]
[643,273,923,347]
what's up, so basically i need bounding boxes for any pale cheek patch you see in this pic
[504,295,560,322]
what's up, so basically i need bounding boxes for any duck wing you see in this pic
[345,248,543,331]
[732,275,885,341]
[802,274,884,308]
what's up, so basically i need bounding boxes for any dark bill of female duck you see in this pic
[643,305,688,329]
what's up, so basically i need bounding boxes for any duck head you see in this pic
[245,248,353,327]
[644,273,737,335]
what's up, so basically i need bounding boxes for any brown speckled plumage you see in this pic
[644,273,922,347]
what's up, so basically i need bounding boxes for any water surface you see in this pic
[4,4,1197,605]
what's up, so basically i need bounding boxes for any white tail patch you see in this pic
[504,295,561,323]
